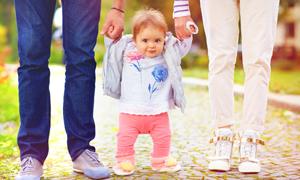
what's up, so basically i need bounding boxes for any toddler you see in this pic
[103,9,197,176]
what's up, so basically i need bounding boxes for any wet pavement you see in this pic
[1,66,300,179]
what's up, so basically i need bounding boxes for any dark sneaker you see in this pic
[73,149,110,179]
[15,157,43,180]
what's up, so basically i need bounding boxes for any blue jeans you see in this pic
[15,0,101,164]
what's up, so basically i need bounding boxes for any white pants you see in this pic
[200,0,279,132]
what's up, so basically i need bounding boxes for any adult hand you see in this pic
[101,9,124,41]
[174,16,195,40]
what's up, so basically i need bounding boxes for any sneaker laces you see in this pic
[20,157,35,175]
[85,150,104,167]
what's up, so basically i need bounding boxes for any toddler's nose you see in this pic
[149,42,155,48]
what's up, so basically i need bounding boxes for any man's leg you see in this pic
[15,0,55,179]
[62,0,100,160]
[62,1,110,179]
[15,0,55,165]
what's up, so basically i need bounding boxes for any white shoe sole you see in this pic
[152,164,181,173]
[112,166,135,176]
[238,162,260,173]
[73,168,83,173]
[15,175,42,180]
[208,160,230,171]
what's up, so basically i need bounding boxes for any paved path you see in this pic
[2,65,300,179]
[183,77,300,113]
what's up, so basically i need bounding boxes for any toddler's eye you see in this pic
[142,39,148,43]
[155,39,161,43]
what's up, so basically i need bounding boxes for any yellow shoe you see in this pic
[113,161,135,176]
[152,157,181,173]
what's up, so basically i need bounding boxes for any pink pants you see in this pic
[116,112,171,165]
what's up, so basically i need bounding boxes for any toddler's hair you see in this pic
[132,9,168,40]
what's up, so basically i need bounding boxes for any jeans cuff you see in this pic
[71,147,95,162]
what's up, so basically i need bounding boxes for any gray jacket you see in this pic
[102,32,191,112]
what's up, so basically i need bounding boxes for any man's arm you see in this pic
[101,0,125,40]
[173,0,195,40]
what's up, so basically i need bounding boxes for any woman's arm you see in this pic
[173,0,195,40]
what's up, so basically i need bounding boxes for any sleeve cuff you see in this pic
[173,11,191,18]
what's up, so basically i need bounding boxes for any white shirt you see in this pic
[119,41,175,115]
[103,35,192,115]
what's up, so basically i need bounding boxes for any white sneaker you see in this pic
[15,157,43,180]
[238,130,264,173]
[208,128,234,171]
[73,149,110,179]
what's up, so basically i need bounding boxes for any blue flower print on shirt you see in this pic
[152,65,168,82]
[148,64,168,99]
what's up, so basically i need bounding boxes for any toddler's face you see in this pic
[134,25,165,58]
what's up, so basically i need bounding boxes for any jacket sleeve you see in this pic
[104,36,114,48]
[175,36,193,58]
[164,33,193,64]
[102,35,131,99]
[104,36,128,49]
[163,33,187,113]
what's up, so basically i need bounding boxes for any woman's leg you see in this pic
[200,0,240,171]
[238,0,279,173]
[240,0,280,133]
[200,0,240,128]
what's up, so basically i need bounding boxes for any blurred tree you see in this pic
[0,1,13,43]
[0,25,7,50]
[0,1,18,62]
[277,0,300,60]
[0,0,299,63]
